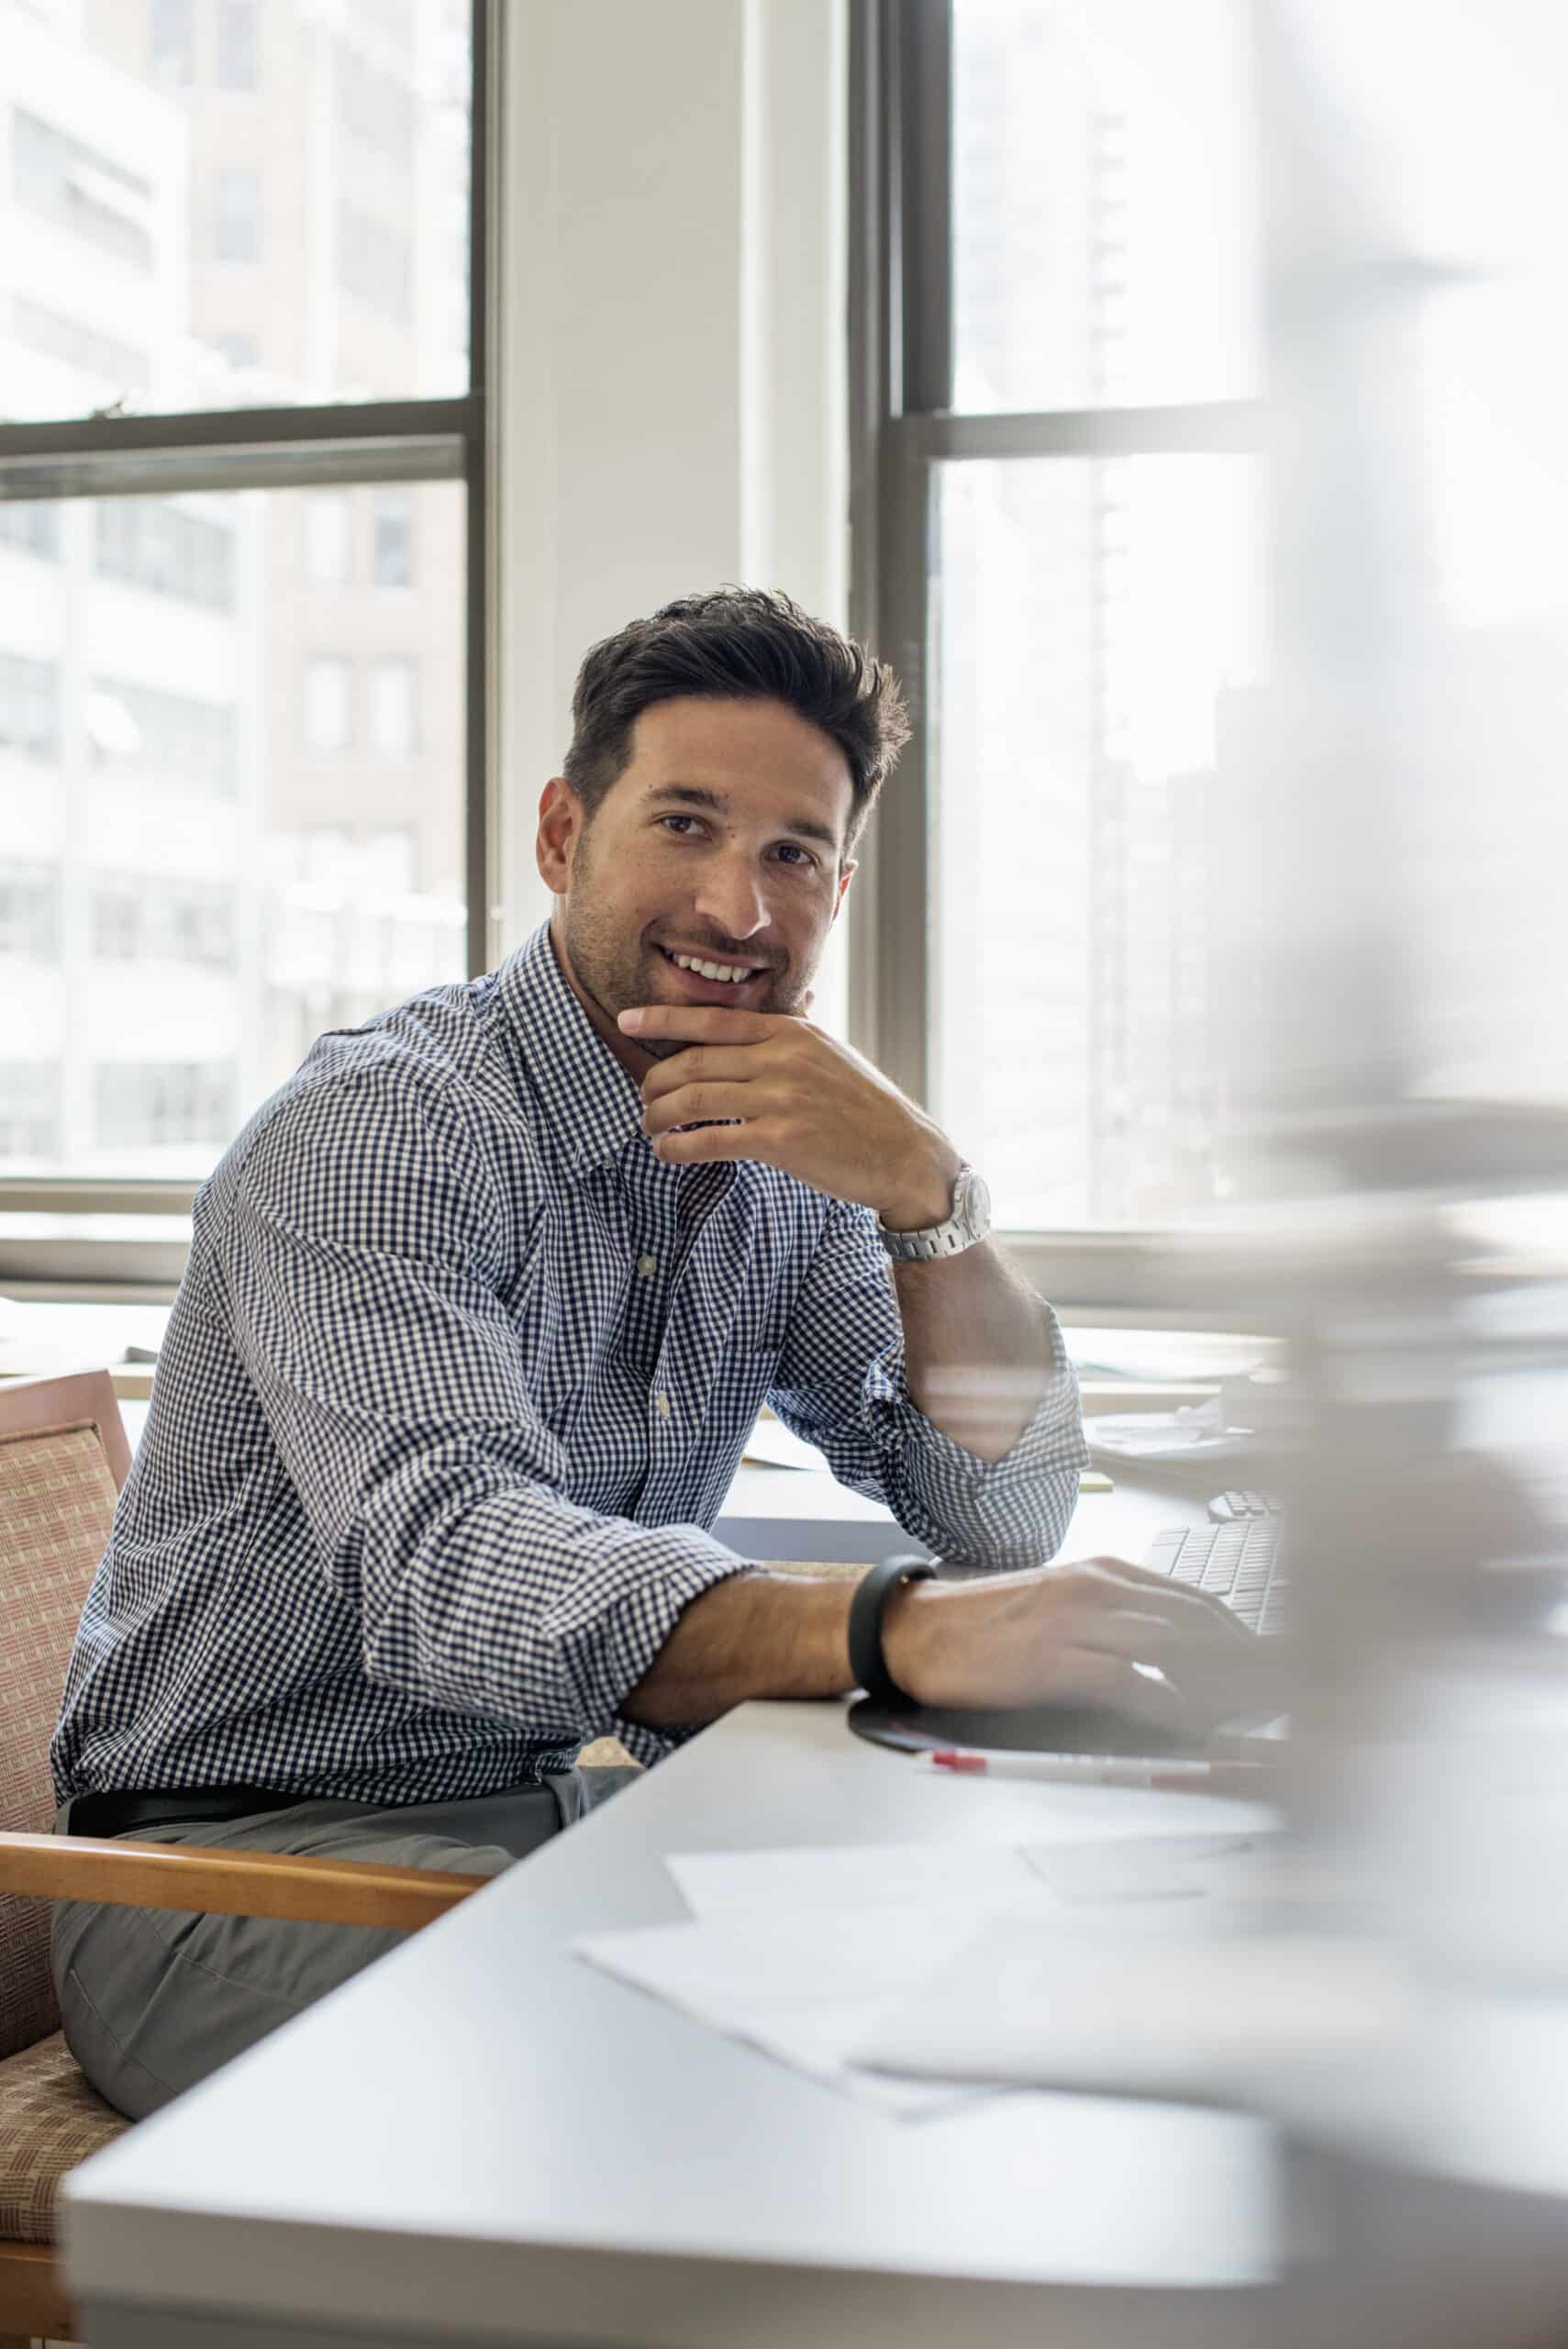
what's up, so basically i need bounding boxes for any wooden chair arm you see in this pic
[0,1831,487,1932]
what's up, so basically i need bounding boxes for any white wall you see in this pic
[495,0,849,963]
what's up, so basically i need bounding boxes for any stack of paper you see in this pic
[573,1831,1301,2116]
[575,1843,1059,2115]
[852,1916,1412,2100]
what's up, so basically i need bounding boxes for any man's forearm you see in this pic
[620,1570,858,1728]
[892,1240,1057,1462]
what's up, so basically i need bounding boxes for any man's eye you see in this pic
[661,815,700,837]
[775,842,816,868]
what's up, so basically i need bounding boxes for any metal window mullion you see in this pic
[895,402,1266,463]
[898,0,953,416]
[465,0,499,979]
[870,434,934,1108]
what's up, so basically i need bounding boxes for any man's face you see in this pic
[537,695,857,1068]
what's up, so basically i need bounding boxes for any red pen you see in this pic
[919,1748,1280,1793]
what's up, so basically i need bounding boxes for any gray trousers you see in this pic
[50,1766,639,2121]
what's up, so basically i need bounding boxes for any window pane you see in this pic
[1,0,471,419]
[0,483,467,1180]
[213,165,259,262]
[930,456,1262,1229]
[373,490,414,586]
[951,0,1260,412]
[306,657,353,753]
[369,658,417,758]
[306,494,353,585]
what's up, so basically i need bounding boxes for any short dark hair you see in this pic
[562,586,908,854]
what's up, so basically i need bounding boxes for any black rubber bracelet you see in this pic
[848,1555,937,1707]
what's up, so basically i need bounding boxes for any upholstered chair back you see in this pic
[0,1375,128,2061]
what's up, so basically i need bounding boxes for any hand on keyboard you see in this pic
[882,1553,1260,1734]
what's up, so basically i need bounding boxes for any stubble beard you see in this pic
[562,878,810,1063]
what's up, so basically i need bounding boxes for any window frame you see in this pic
[0,0,499,1296]
[848,0,1264,1313]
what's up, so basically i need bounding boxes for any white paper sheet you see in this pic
[667,1841,1057,1921]
[1023,1832,1269,1906]
[574,1901,1007,2117]
[853,1915,1413,2099]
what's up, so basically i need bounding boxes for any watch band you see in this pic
[848,1554,937,1707]
[878,1162,991,1263]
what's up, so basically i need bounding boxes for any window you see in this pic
[93,876,237,967]
[859,2,1262,1239]
[338,202,412,325]
[95,1062,235,1152]
[306,657,352,752]
[336,42,416,166]
[0,1063,60,1160]
[306,493,353,584]
[10,296,150,393]
[150,0,194,85]
[216,1,258,93]
[0,5,484,1212]
[88,676,239,797]
[369,658,416,759]
[214,167,260,262]
[0,653,61,761]
[10,108,155,273]
[0,502,60,561]
[0,863,60,960]
[94,499,237,610]
[210,331,258,372]
[372,491,413,586]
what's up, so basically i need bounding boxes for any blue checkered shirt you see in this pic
[53,923,1086,1803]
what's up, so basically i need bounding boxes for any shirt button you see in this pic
[656,1392,673,1421]
[638,1252,657,1278]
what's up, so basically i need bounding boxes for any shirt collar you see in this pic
[496,921,647,1177]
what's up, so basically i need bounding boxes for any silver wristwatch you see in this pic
[878,1163,992,1262]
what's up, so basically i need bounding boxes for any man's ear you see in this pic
[830,859,858,921]
[537,777,583,897]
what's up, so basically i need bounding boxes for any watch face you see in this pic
[957,1165,991,1237]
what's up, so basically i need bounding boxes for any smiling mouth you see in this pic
[655,943,772,990]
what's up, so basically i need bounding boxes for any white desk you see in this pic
[60,1465,1568,2349]
[61,1477,1304,2349]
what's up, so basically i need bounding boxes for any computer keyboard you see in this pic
[1142,1516,1287,1636]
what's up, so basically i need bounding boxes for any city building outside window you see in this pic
[216,0,258,92]
[0,653,61,762]
[338,200,413,324]
[306,493,353,585]
[87,677,239,797]
[149,0,194,85]
[0,0,483,1214]
[306,657,352,754]
[369,657,417,759]
[214,166,260,262]
[0,501,60,561]
[859,0,1262,1245]
[372,490,414,586]
[10,107,155,273]
[94,499,237,610]
[0,863,60,960]
[0,1063,60,1160]
[95,1061,235,1152]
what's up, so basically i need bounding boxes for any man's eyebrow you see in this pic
[640,783,840,852]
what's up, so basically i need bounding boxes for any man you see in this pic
[52,587,1247,2118]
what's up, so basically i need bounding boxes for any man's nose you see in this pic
[692,852,770,943]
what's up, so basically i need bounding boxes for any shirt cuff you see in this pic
[541,1522,756,1743]
[861,1308,1087,1569]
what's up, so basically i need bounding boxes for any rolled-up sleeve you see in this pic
[210,1070,750,1747]
[767,1198,1087,1569]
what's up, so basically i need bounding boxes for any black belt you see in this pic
[67,1785,308,1839]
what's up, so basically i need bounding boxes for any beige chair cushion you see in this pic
[0,2030,130,2244]
[0,1423,120,2061]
